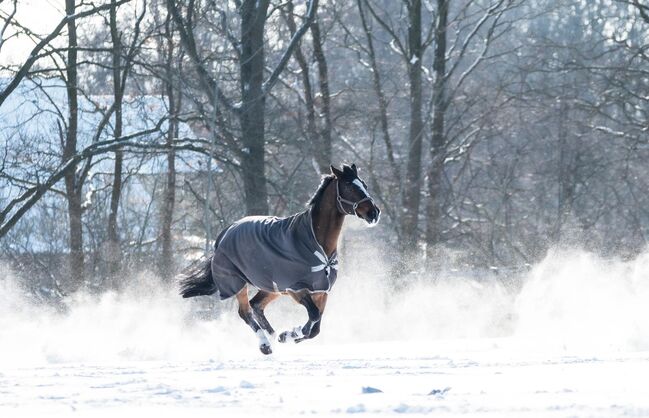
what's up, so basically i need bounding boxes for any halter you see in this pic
[335,179,373,217]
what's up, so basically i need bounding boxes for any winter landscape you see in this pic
[3,0,649,416]
[3,246,649,417]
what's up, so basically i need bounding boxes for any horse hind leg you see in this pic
[236,287,272,355]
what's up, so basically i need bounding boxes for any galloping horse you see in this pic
[179,164,380,354]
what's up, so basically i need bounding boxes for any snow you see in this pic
[3,340,649,417]
[2,247,649,416]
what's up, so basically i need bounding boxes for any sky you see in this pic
[0,0,66,65]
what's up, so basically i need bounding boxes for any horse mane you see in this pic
[307,174,335,207]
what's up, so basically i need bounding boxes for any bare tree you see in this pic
[62,0,85,288]
[106,0,125,272]
[424,0,518,260]
[160,8,182,280]
[424,0,449,259]
[167,0,318,215]
[106,0,147,274]
[356,0,398,180]
[310,17,332,173]
[362,0,427,254]
[284,2,319,171]
[0,1,130,108]
[284,1,332,174]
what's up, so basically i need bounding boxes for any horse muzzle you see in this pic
[364,206,381,227]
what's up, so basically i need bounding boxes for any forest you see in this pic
[1,0,648,297]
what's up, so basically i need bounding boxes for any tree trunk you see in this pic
[555,95,574,241]
[311,19,332,173]
[161,110,177,279]
[357,0,398,179]
[285,2,319,172]
[167,0,316,215]
[239,0,270,215]
[400,0,424,254]
[63,0,84,290]
[160,15,178,280]
[107,0,123,275]
[425,0,449,259]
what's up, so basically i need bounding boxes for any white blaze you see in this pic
[352,179,370,198]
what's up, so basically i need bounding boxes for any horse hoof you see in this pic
[259,343,272,355]
[279,327,303,343]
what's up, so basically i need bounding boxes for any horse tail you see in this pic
[178,256,217,298]
[179,227,232,298]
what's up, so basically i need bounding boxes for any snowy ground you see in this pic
[3,339,649,417]
[2,248,649,416]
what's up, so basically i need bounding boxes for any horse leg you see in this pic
[250,290,280,338]
[279,291,328,344]
[295,292,327,342]
[236,286,272,355]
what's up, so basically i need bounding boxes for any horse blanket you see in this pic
[211,209,338,299]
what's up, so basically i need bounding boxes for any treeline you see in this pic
[1,0,648,294]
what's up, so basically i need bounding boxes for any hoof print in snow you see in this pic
[346,404,366,413]
[428,387,451,397]
[362,386,383,394]
[239,380,255,389]
[205,386,228,394]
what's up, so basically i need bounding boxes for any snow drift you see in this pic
[2,245,649,366]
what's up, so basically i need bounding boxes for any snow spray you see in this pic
[2,244,649,365]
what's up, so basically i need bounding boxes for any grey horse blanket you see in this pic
[211,209,338,299]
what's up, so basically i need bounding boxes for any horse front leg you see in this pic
[236,286,273,355]
[279,291,328,344]
[250,290,280,339]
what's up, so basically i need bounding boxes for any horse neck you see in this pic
[311,180,345,257]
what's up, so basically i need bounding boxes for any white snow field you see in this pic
[2,248,649,417]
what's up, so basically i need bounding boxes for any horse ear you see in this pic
[351,163,358,174]
[330,165,343,178]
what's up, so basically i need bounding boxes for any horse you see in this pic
[178,163,380,354]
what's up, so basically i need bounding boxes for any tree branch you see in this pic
[0,0,131,108]
[262,0,319,96]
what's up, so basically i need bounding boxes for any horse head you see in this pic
[330,164,381,226]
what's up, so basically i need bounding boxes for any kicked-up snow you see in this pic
[2,247,649,416]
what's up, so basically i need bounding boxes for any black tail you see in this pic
[178,256,217,298]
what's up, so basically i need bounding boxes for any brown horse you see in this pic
[179,164,380,354]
